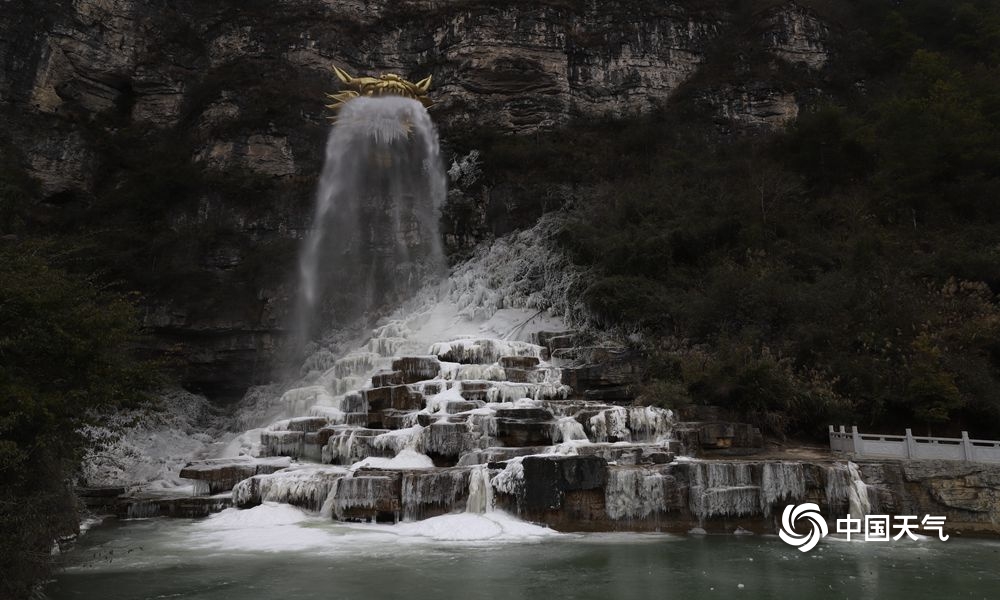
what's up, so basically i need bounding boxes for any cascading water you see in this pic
[294,96,446,347]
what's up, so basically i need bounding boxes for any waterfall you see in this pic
[825,461,874,517]
[294,96,446,345]
[319,478,341,519]
[552,416,588,443]
[466,465,495,513]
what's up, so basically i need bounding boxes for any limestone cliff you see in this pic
[0,0,833,399]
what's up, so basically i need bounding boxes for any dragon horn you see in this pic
[326,92,357,101]
[331,65,354,86]
[414,75,432,93]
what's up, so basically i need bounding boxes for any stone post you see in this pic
[961,431,973,462]
[905,428,916,460]
[851,425,864,456]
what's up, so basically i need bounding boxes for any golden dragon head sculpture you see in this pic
[326,66,433,120]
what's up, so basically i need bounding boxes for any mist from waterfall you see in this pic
[294,96,446,350]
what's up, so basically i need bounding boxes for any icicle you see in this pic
[626,406,674,442]
[759,462,805,514]
[589,407,630,442]
[372,321,409,339]
[125,501,161,519]
[429,338,544,364]
[367,336,405,357]
[551,417,588,443]
[605,468,667,520]
[372,426,424,454]
[233,466,347,512]
[401,469,469,520]
[490,459,525,497]
[192,480,211,496]
[331,352,380,379]
[454,364,507,381]
[278,386,334,416]
[688,462,760,520]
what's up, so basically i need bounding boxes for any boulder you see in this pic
[180,456,290,494]
[361,385,425,412]
[560,353,640,392]
[391,356,442,383]
[332,474,401,521]
[521,455,609,511]
[260,430,305,458]
[371,370,404,387]
[458,380,493,402]
[499,356,540,369]
[583,386,636,404]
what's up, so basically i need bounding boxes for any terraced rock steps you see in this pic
[180,323,864,532]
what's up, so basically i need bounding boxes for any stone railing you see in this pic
[829,425,1000,464]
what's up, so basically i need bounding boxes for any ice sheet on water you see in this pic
[185,503,347,553]
[200,502,312,529]
[184,505,554,554]
[385,511,558,542]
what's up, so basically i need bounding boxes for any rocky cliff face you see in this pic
[1,0,833,399]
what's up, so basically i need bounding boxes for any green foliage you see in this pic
[582,276,673,331]
[505,0,1000,440]
[905,334,964,433]
[0,243,156,599]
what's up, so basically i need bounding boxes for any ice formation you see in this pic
[232,465,347,512]
[825,461,875,516]
[79,388,224,490]
[133,104,878,538]
[605,469,668,520]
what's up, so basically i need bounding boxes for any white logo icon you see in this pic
[778,503,828,553]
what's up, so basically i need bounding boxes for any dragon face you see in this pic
[325,66,433,119]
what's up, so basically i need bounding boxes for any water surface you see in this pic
[47,506,999,600]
